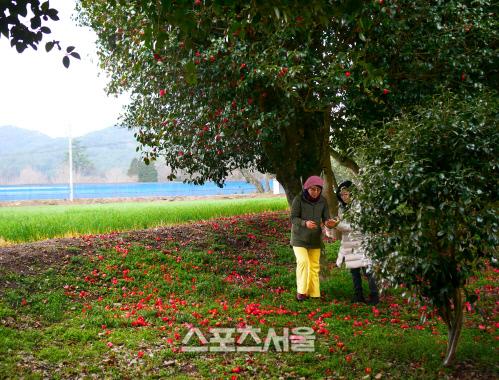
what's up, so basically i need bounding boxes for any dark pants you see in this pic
[351,267,378,298]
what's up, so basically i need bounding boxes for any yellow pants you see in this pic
[293,247,321,298]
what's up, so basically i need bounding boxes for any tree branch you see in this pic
[330,148,360,175]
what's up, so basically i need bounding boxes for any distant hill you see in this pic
[0,126,139,184]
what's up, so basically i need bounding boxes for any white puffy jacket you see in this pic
[325,207,371,269]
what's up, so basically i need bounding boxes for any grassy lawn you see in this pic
[0,211,497,379]
[0,197,288,244]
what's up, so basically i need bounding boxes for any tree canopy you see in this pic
[78,0,497,204]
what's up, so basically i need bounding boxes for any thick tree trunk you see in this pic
[321,158,337,218]
[321,109,338,218]
[263,110,327,206]
[439,287,465,367]
[275,172,303,205]
[322,109,341,240]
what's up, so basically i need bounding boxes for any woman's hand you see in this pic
[325,218,339,228]
[305,220,318,229]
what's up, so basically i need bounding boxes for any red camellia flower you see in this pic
[383,88,390,94]
[345,71,351,77]
[159,89,167,97]
[137,351,145,358]
[194,0,202,6]
[132,316,148,327]
[277,67,289,77]
[231,366,242,373]
[461,72,466,81]
[153,53,162,62]
[240,63,247,70]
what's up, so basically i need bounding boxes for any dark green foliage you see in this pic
[356,90,498,303]
[77,0,497,202]
[355,89,498,364]
[0,0,80,66]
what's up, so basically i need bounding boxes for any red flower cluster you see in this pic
[277,67,289,77]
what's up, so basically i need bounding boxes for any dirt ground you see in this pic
[0,193,286,279]
[0,218,221,291]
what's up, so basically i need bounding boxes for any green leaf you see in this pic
[66,46,75,54]
[47,9,59,21]
[62,56,70,68]
[184,61,197,85]
[70,52,81,60]
[30,16,41,29]
[0,18,8,38]
[45,41,54,52]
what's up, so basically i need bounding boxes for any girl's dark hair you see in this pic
[336,180,353,208]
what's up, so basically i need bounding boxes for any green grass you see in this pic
[0,211,497,379]
[0,197,288,243]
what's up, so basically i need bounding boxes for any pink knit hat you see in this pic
[303,175,324,189]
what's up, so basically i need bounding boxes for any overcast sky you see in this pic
[0,0,129,138]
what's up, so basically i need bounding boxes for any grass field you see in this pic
[0,197,288,244]
[0,211,497,379]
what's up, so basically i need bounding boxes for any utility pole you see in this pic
[68,126,74,202]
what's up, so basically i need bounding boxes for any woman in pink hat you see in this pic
[290,175,335,301]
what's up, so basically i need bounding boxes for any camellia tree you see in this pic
[77,0,496,208]
[355,90,498,366]
[77,0,349,206]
